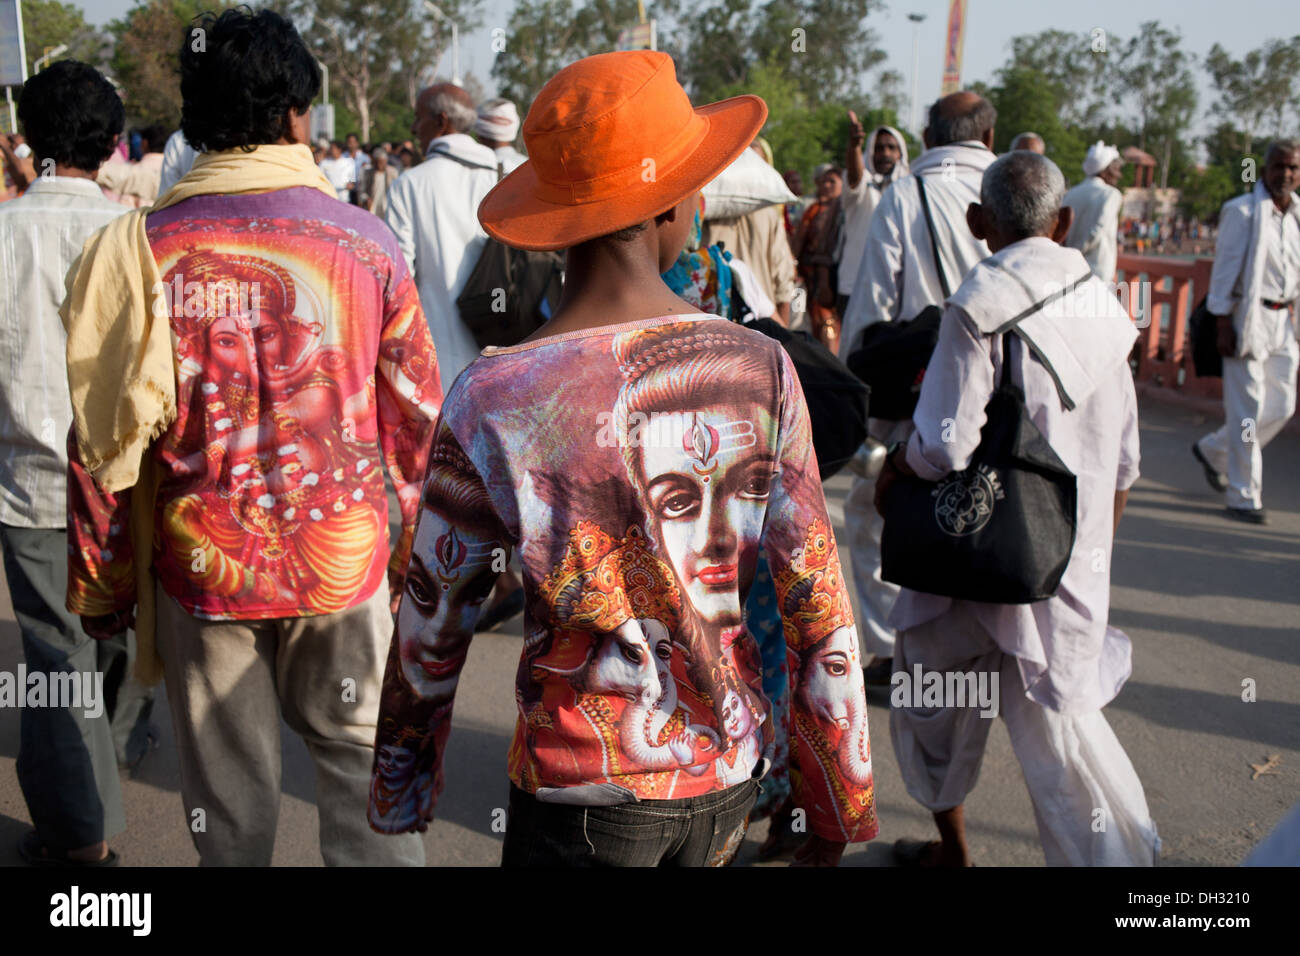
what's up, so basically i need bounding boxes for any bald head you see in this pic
[1010,132,1045,154]
[925,92,996,150]
[413,83,477,152]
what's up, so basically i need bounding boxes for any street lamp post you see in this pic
[423,1,461,86]
[907,13,926,137]
[34,44,68,73]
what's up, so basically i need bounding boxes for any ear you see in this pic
[982,126,995,150]
[966,201,987,242]
[1051,205,1073,244]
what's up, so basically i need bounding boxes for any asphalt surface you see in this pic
[0,396,1296,867]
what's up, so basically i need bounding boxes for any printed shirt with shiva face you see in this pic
[368,314,879,844]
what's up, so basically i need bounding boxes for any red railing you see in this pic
[1115,254,1220,399]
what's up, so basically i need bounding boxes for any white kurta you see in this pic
[888,237,1157,865]
[837,141,995,360]
[1062,175,1122,283]
[836,125,909,298]
[1195,182,1300,510]
[158,131,198,195]
[385,133,499,389]
[893,238,1140,714]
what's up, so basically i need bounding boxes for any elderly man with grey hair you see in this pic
[874,151,1160,867]
[385,83,499,387]
[1008,131,1045,154]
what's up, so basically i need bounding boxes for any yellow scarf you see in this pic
[61,143,336,684]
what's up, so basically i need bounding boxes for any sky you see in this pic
[80,0,1287,141]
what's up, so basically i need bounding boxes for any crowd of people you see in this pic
[0,5,1296,869]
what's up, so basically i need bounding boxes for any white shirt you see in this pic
[0,177,128,527]
[158,130,198,195]
[319,156,354,200]
[1208,182,1300,359]
[839,142,995,361]
[837,125,909,296]
[348,147,372,185]
[385,133,499,388]
[1062,175,1124,284]
[1260,201,1300,302]
[892,238,1140,714]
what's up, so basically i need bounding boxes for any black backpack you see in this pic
[430,148,564,348]
[742,316,870,480]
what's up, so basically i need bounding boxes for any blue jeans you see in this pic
[501,779,759,867]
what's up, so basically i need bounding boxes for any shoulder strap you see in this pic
[916,174,950,299]
[993,272,1092,407]
[427,145,499,173]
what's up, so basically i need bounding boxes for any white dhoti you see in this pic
[890,606,1160,866]
[1196,310,1299,510]
[843,420,911,660]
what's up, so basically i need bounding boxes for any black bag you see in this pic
[743,317,869,480]
[431,148,564,349]
[1188,297,1223,379]
[844,174,948,420]
[880,280,1088,604]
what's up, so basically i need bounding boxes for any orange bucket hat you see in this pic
[478,50,767,252]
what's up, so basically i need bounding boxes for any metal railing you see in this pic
[1115,254,1220,399]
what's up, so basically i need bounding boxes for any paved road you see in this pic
[1,397,1296,867]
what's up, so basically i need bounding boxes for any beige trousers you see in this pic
[155,583,424,866]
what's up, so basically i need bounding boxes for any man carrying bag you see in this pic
[874,152,1159,869]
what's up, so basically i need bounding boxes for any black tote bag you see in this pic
[880,280,1087,604]
[1187,297,1223,379]
[844,174,947,421]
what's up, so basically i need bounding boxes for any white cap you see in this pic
[1083,141,1121,176]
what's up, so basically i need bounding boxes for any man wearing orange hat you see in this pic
[369,50,879,867]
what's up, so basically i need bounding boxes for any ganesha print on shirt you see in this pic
[146,216,437,619]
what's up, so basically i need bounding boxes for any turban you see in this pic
[475,99,520,144]
[1083,141,1121,177]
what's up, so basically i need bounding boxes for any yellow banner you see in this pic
[940,0,967,95]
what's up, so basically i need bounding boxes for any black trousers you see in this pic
[1,524,151,847]
[501,778,759,867]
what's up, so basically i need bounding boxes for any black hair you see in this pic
[17,60,124,172]
[140,124,170,153]
[179,6,320,153]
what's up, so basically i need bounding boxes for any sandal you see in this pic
[17,830,120,868]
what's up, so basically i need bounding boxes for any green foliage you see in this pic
[287,0,483,141]
[109,0,226,128]
[986,65,1087,185]
[20,0,107,71]
[1206,37,1300,147]
[1178,164,1239,224]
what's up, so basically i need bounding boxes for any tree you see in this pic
[1178,164,1237,224]
[20,0,108,72]
[983,65,1087,184]
[1001,28,1113,127]
[676,0,886,104]
[286,0,483,142]
[1206,37,1300,153]
[109,0,224,128]
[1115,21,1196,189]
